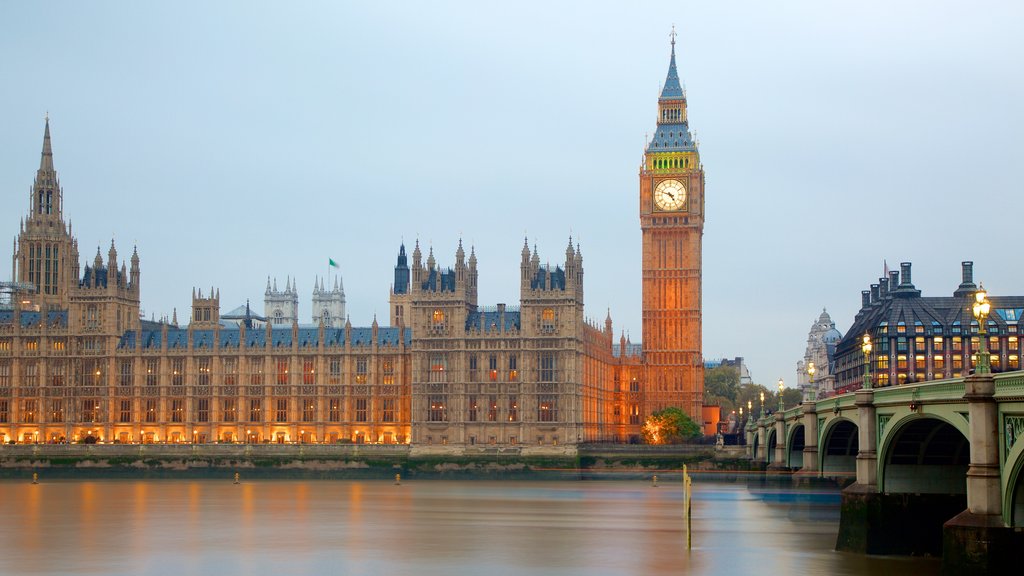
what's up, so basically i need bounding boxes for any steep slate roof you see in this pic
[466,309,521,332]
[0,310,68,328]
[117,326,411,350]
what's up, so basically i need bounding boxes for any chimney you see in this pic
[900,262,913,287]
[878,277,889,299]
[888,271,900,292]
[861,290,871,308]
[870,284,880,304]
[954,261,978,297]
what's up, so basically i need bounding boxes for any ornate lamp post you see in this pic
[973,285,991,375]
[861,333,873,389]
[759,391,765,418]
[777,378,785,412]
[806,361,816,402]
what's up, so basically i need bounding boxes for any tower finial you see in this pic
[39,114,54,172]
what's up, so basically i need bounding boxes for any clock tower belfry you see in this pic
[640,31,705,422]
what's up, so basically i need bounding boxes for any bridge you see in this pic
[742,369,1024,572]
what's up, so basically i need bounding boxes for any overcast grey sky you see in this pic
[2,1,1022,388]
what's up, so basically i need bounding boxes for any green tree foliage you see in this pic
[642,407,702,444]
[781,388,803,410]
[704,365,740,403]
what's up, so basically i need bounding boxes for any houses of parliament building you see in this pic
[0,39,707,453]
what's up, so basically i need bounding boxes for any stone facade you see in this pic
[796,309,842,399]
[0,40,702,450]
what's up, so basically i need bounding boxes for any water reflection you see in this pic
[0,478,939,576]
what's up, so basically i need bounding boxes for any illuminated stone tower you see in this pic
[12,117,79,310]
[640,31,705,420]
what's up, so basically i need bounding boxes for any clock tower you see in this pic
[640,31,705,421]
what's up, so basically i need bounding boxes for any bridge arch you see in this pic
[820,417,857,478]
[786,423,805,468]
[1003,428,1024,527]
[751,431,760,460]
[879,414,968,494]
[766,428,777,464]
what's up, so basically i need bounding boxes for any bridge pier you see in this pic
[942,373,1017,573]
[744,421,754,459]
[796,401,818,477]
[837,388,879,553]
[768,412,787,470]
[757,419,768,464]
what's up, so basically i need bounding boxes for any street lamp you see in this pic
[861,333,873,390]
[777,378,785,412]
[807,361,816,402]
[973,285,991,375]
[759,391,765,418]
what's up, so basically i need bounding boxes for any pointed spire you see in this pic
[660,26,683,100]
[40,114,54,172]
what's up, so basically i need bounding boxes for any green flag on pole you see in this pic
[329,259,340,268]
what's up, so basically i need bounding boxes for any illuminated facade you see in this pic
[832,262,1024,392]
[639,31,705,420]
[0,39,702,449]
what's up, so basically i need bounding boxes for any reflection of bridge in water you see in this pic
[743,370,1024,573]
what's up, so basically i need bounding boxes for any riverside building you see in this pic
[0,39,704,452]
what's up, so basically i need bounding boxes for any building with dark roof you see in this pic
[832,261,1021,393]
[1,38,701,449]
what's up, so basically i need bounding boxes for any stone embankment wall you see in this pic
[0,444,743,479]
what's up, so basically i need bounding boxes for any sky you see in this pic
[1,1,1022,389]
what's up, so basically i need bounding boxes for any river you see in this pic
[0,477,939,575]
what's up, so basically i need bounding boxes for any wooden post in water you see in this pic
[682,465,692,550]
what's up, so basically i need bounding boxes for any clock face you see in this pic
[654,179,686,211]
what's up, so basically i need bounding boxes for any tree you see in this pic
[704,365,739,403]
[642,407,702,444]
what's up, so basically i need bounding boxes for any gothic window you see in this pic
[468,396,478,422]
[248,358,264,386]
[508,355,518,381]
[488,354,498,381]
[197,357,211,386]
[171,359,184,386]
[23,399,37,423]
[429,355,447,383]
[428,395,446,421]
[171,399,184,423]
[222,398,237,422]
[52,399,65,423]
[196,398,210,423]
[508,397,518,422]
[382,358,395,385]
[275,398,288,422]
[276,359,289,385]
[541,308,556,332]
[355,357,368,384]
[302,358,315,385]
[539,352,556,382]
[488,396,498,422]
[354,398,368,422]
[328,398,341,422]
[329,357,342,385]
[382,398,395,422]
[249,399,262,422]
[302,399,316,422]
[538,396,557,422]
[120,360,133,387]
